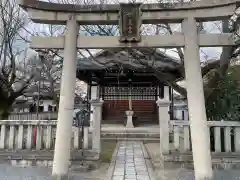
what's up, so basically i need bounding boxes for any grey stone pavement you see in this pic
[110,141,154,180]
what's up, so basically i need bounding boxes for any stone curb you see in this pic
[140,142,150,159]
[146,159,156,180]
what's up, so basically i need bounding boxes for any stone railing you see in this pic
[0,120,86,150]
[6,112,58,120]
[170,120,240,153]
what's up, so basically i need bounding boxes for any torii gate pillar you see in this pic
[183,17,213,180]
[52,16,78,180]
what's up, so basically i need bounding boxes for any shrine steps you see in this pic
[100,126,160,142]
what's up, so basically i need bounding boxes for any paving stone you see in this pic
[134,160,145,163]
[114,173,125,176]
[125,174,136,179]
[116,161,126,164]
[136,175,150,180]
[125,167,135,170]
[126,156,134,159]
[116,164,125,167]
[135,166,147,169]
[116,160,125,163]
[135,167,147,171]
[134,162,145,165]
[112,175,124,180]
[137,161,146,164]
[127,154,134,156]
[111,141,155,180]
[125,171,136,175]
[136,171,148,175]
[117,156,126,159]
[115,169,124,172]
[126,161,134,164]
[125,163,135,166]
[125,165,135,168]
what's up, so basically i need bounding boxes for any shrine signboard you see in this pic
[73,109,90,127]
[119,3,142,43]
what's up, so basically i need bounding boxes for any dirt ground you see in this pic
[73,163,110,180]
[74,140,117,180]
[145,143,193,180]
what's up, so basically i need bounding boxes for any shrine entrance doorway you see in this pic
[102,86,159,125]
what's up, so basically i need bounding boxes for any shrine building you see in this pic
[76,49,183,126]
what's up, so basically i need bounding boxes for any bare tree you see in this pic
[30,23,87,108]
[29,23,67,108]
[0,0,88,119]
[0,0,41,119]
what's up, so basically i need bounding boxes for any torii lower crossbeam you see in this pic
[30,34,235,49]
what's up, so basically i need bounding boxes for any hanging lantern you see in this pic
[126,70,134,79]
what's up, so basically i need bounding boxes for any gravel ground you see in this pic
[145,143,240,180]
[0,163,110,180]
[0,164,85,180]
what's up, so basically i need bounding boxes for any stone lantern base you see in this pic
[125,110,134,128]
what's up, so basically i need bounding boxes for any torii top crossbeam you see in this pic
[19,0,240,49]
[19,0,240,24]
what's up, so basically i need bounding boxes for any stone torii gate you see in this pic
[19,0,239,180]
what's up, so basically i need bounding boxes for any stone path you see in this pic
[110,141,155,180]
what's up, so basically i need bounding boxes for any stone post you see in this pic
[90,99,104,153]
[73,127,79,149]
[235,127,240,152]
[125,110,134,128]
[46,125,52,149]
[52,17,79,180]
[17,125,24,149]
[83,127,89,149]
[174,105,182,120]
[164,86,170,115]
[36,126,42,150]
[26,125,33,149]
[183,106,189,121]
[0,125,6,149]
[183,126,190,152]
[214,127,221,153]
[156,98,170,154]
[182,17,213,180]
[173,126,180,150]
[163,86,170,100]
[224,127,231,152]
[43,103,49,112]
[9,125,15,149]
[90,85,98,127]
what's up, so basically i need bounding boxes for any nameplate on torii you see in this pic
[119,3,142,43]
